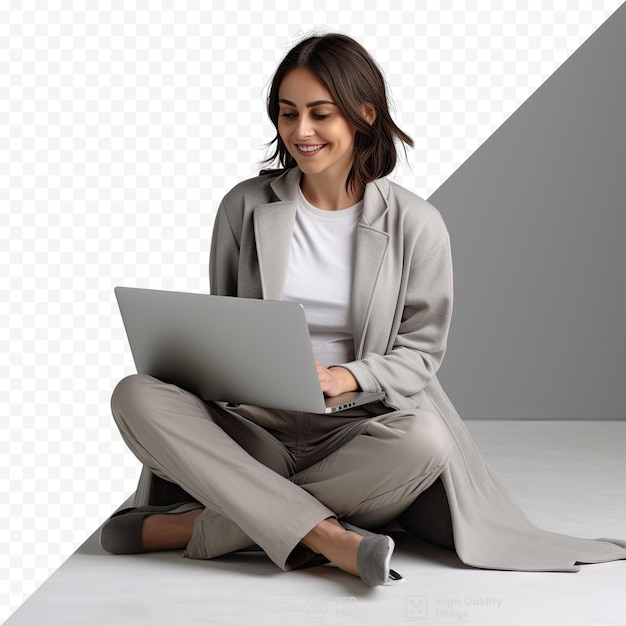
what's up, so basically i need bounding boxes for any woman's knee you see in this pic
[385,409,452,471]
[110,373,158,426]
[413,409,452,468]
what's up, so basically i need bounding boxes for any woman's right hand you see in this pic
[316,361,359,398]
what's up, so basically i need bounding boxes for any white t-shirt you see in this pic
[282,188,363,367]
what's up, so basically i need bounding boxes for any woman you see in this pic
[101,33,626,587]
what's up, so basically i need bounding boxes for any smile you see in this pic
[296,144,326,155]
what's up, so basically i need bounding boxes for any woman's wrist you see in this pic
[328,366,359,395]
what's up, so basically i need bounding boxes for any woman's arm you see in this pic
[340,226,453,409]
[209,200,240,296]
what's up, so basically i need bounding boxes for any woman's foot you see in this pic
[301,518,400,586]
[302,519,362,576]
[142,507,203,551]
[100,502,204,554]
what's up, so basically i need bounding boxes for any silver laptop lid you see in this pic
[114,287,383,413]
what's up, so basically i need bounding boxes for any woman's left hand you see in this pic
[316,361,359,398]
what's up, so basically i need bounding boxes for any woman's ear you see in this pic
[361,103,377,126]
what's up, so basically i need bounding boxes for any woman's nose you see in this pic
[295,115,314,139]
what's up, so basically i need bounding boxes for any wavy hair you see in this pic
[263,33,413,194]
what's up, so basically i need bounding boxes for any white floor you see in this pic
[4,420,626,626]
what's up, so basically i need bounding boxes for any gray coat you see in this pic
[209,167,626,571]
[210,166,452,412]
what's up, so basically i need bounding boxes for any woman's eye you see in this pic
[279,111,331,120]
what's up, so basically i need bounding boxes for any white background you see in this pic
[1,1,622,621]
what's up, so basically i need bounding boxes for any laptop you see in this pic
[114,287,385,414]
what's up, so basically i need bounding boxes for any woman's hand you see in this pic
[316,361,359,398]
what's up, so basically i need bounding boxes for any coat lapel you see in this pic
[253,202,296,300]
[352,178,390,358]
[252,168,302,300]
[352,224,389,358]
[253,168,391,348]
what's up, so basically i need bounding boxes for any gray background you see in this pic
[432,4,626,419]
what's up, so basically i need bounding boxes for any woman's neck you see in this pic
[300,174,364,211]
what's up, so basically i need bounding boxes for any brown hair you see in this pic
[263,33,414,194]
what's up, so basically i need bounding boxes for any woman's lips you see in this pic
[296,144,326,156]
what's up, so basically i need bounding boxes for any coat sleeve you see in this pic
[341,225,454,410]
[209,200,240,297]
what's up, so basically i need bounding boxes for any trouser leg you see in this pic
[291,409,452,529]
[183,405,451,560]
[110,374,334,569]
[111,374,452,570]
[186,407,451,568]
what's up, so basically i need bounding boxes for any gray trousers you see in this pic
[111,374,452,570]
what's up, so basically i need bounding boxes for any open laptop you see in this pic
[114,287,384,414]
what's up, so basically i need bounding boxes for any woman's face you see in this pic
[277,67,356,185]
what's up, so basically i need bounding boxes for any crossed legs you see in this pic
[110,374,451,577]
